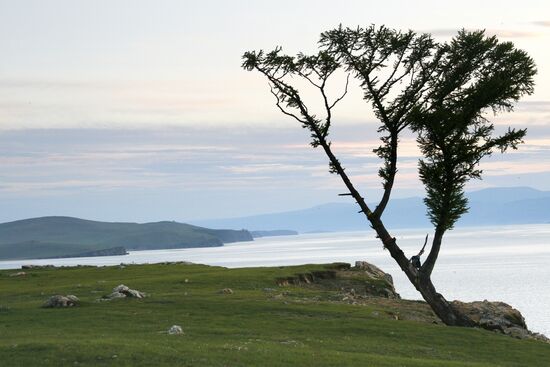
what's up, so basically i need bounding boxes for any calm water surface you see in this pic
[1,224,549,335]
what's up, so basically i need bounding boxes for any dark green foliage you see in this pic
[243,24,536,248]
[243,26,536,320]
[409,30,535,230]
[242,47,344,149]
[320,25,442,214]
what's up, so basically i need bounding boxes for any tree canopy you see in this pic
[243,25,536,326]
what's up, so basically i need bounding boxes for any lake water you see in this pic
[1,223,549,336]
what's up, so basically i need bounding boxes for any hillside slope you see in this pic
[0,262,548,366]
[0,216,252,260]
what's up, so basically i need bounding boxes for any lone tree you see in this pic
[242,26,536,326]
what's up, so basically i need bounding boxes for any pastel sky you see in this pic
[1,0,550,223]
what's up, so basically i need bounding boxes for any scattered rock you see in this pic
[42,295,80,308]
[106,291,127,300]
[451,300,549,342]
[220,288,234,295]
[9,272,27,277]
[168,325,184,335]
[101,284,145,300]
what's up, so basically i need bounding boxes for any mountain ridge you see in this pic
[190,187,550,232]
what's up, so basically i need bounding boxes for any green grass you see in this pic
[1,263,549,366]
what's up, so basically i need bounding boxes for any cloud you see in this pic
[0,76,272,130]
[481,160,550,175]
[220,163,321,174]
[517,100,550,112]
[1,125,549,223]
[532,21,550,27]
[426,28,539,39]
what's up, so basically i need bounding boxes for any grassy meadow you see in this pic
[1,263,549,366]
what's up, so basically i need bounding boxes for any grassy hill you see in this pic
[0,263,549,366]
[0,216,252,260]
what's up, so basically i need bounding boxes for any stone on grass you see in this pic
[42,295,80,308]
[9,272,27,277]
[106,291,127,299]
[168,325,184,335]
[101,284,146,301]
[219,288,234,295]
[112,284,145,298]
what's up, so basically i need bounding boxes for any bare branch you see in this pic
[417,234,428,256]
[269,86,306,124]
[328,73,350,109]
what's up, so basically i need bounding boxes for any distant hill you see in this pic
[0,217,253,260]
[191,187,550,232]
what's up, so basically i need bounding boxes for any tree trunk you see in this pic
[368,216,473,326]
[315,135,473,327]
[415,273,474,326]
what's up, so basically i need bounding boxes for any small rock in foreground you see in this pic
[101,284,146,300]
[9,272,27,277]
[168,325,184,335]
[42,295,80,308]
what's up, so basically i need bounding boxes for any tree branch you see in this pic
[269,86,307,124]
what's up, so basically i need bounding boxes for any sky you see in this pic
[1,0,550,223]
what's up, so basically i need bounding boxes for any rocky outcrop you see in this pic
[275,262,400,299]
[42,295,80,308]
[354,261,394,284]
[451,300,549,342]
[101,284,146,300]
[352,261,400,299]
[276,269,337,286]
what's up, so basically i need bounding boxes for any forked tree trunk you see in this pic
[274,98,473,327]
[365,211,474,326]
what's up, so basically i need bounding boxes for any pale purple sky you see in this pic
[1,1,549,222]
